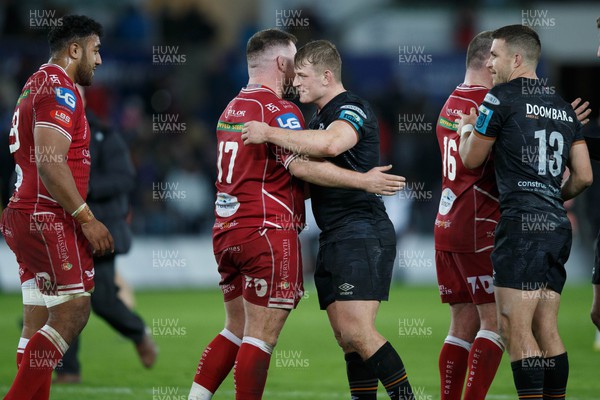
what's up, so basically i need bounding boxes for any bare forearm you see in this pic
[561,175,590,200]
[267,126,334,157]
[459,134,474,169]
[38,162,85,213]
[289,159,362,189]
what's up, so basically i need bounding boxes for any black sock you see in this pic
[511,357,544,399]
[345,352,378,399]
[365,342,414,400]
[543,353,568,400]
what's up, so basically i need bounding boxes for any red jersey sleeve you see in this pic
[34,79,79,142]
[267,102,306,169]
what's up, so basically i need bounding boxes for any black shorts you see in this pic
[593,229,600,285]
[492,218,571,294]
[314,238,396,310]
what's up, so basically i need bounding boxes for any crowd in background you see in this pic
[0,0,599,243]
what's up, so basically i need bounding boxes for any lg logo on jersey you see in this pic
[55,87,76,112]
[245,276,268,297]
[466,275,494,295]
[276,114,301,130]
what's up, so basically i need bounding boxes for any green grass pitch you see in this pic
[0,284,598,399]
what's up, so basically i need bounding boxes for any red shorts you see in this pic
[1,207,94,295]
[435,250,495,304]
[216,229,303,309]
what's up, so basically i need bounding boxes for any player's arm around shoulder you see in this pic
[562,140,593,201]
[242,112,358,158]
[288,157,404,196]
[457,107,495,169]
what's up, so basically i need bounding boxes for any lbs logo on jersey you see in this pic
[276,113,302,130]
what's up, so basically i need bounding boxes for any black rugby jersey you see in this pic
[475,77,584,229]
[308,91,394,241]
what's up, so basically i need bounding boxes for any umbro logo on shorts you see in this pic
[338,283,355,293]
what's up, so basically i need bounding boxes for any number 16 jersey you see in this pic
[212,85,305,254]
[434,84,499,253]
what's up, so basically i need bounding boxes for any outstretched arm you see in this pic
[242,120,358,158]
[288,158,405,196]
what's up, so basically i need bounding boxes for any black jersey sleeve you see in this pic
[474,88,507,139]
[334,103,368,139]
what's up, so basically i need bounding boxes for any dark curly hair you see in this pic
[48,15,103,55]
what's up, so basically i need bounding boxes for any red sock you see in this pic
[463,330,504,400]
[5,325,68,400]
[234,337,273,400]
[193,329,241,393]
[32,373,53,400]
[439,336,471,400]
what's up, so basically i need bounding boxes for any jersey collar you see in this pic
[40,63,73,84]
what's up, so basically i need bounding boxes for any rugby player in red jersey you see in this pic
[434,31,504,400]
[188,29,404,400]
[242,40,414,400]
[0,15,113,400]
[459,25,592,400]
[435,30,592,400]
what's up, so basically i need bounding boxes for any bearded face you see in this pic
[75,35,101,86]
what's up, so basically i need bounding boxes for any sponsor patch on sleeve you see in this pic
[276,113,302,130]
[338,109,363,131]
[54,87,77,112]
[483,93,500,105]
[51,109,72,128]
[475,104,493,135]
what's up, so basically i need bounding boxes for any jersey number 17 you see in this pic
[217,141,239,184]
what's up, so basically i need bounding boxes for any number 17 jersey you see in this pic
[212,85,305,254]
[434,84,499,253]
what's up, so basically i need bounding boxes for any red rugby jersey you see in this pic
[7,64,90,213]
[212,85,305,253]
[434,84,499,253]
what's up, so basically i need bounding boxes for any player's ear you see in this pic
[322,70,332,86]
[68,41,82,60]
[513,52,523,69]
[276,56,287,73]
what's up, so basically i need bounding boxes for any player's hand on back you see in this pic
[362,165,406,195]
[456,107,478,137]
[571,98,591,126]
[242,121,270,145]
[81,219,114,255]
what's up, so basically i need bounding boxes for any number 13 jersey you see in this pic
[212,85,305,254]
[434,84,499,253]
[474,77,584,230]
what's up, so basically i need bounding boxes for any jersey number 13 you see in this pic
[534,129,564,177]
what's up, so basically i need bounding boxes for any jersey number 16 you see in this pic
[442,136,457,181]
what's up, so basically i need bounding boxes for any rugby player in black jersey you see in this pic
[458,25,593,400]
[590,16,600,333]
[242,40,413,400]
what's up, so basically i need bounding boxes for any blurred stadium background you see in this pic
[0,1,600,398]
[1,0,600,290]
